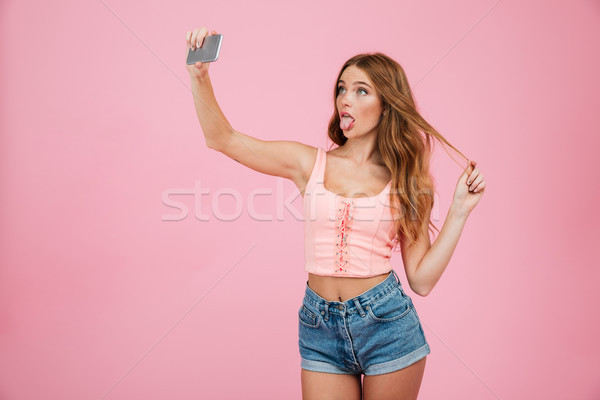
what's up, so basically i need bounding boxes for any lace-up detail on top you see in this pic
[334,200,353,272]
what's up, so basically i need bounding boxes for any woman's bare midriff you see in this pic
[307,272,390,302]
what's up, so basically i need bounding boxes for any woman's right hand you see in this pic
[185,27,217,80]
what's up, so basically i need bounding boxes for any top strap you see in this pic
[316,147,326,184]
[305,147,326,195]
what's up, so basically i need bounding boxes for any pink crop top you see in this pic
[303,147,397,278]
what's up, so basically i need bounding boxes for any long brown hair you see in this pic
[327,53,469,252]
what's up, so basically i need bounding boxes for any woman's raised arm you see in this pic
[185,27,316,185]
[186,27,233,151]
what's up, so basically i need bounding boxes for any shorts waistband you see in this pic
[303,269,402,319]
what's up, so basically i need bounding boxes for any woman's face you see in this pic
[336,65,384,137]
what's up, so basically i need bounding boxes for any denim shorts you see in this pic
[298,269,431,376]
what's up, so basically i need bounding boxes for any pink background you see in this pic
[1,0,599,399]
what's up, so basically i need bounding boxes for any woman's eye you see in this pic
[337,86,368,95]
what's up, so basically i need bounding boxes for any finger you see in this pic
[469,161,477,173]
[190,28,200,50]
[467,172,478,186]
[462,166,473,184]
[196,26,208,49]
[191,27,207,50]
[473,181,486,193]
[467,167,479,185]
[469,175,484,191]
[466,160,476,171]
[185,31,193,58]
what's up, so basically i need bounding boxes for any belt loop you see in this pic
[323,303,329,321]
[353,298,366,317]
[392,269,400,285]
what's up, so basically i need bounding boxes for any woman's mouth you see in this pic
[340,112,355,130]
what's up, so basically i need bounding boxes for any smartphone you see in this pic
[187,34,223,64]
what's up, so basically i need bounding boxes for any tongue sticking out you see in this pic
[340,116,355,130]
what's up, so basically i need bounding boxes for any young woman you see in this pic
[185,27,486,400]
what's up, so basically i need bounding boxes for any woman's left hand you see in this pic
[451,160,486,217]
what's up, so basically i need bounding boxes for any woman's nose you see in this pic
[339,92,352,107]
